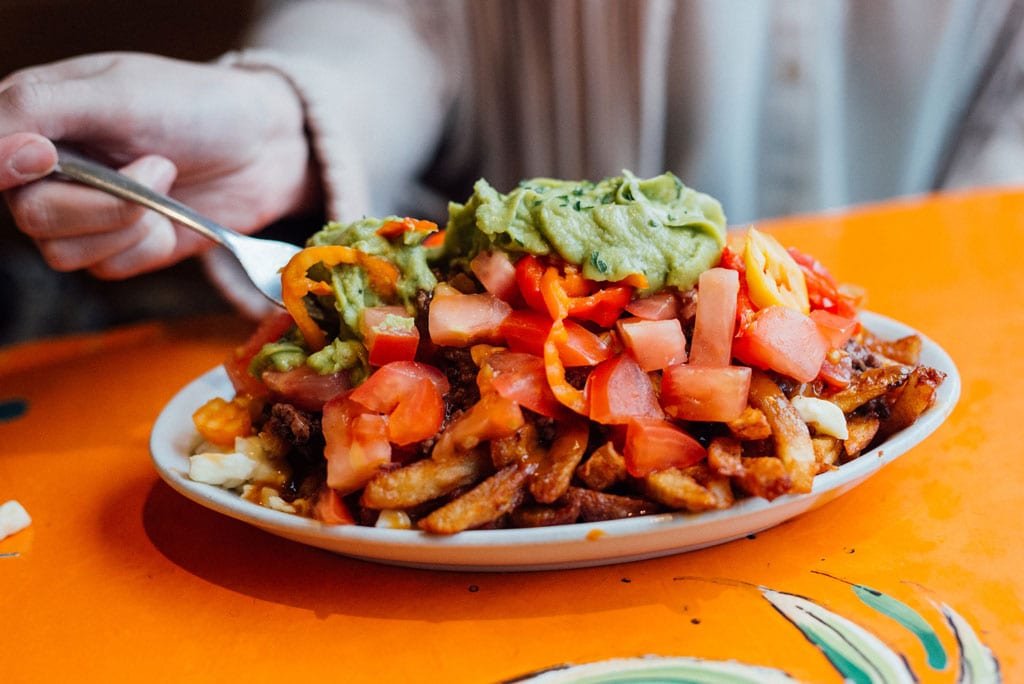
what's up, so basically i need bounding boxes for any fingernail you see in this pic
[10,140,55,178]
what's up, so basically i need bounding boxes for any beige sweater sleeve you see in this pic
[222,0,449,222]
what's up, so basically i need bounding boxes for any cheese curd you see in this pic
[790,396,849,440]
[0,499,31,541]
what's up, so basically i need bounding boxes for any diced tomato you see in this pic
[224,311,294,398]
[312,487,356,525]
[471,250,520,302]
[586,353,663,425]
[322,396,391,494]
[428,289,512,347]
[616,318,688,371]
[500,309,613,367]
[624,292,679,320]
[787,247,862,319]
[660,365,751,422]
[480,352,568,419]
[261,366,352,411]
[360,305,419,366]
[689,267,740,367]
[348,361,448,444]
[732,305,828,383]
[818,351,854,389]
[809,309,859,350]
[623,418,707,477]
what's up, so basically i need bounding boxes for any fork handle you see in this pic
[53,145,237,251]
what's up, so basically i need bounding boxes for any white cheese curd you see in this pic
[0,500,32,541]
[375,509,413,529]
[189,451,259,489]
[790,395,849,440]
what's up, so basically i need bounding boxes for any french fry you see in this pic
[568,487,661,522]
[360,446,491,509]
[642,465,734,512]
[726,407,772,441]
[829,365,911,413]
[530,416,589,504]
[843,415,880,459]
[510,496,583,528]
[811,436,841,471]
[707,436,745,477]
[490,422,543,469]
[867,334,923,366]
[748,370,816,493]
[877,366,946,440]
[575,441,628,491]
[733,456,792,501]
[419,462,534,534]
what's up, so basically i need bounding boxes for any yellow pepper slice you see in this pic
[743,227,810,313]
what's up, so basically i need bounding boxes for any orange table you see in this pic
[2,189,1021,683]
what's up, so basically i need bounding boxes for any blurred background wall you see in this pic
[0,0,258,345]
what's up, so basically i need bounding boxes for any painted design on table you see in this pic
[509,577,1000,683]
[0,398,28,423]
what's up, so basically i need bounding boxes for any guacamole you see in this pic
[442,171,727,293]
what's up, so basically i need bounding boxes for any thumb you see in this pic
[0,133,56,189]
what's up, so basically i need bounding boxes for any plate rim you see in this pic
[149,311,960,571]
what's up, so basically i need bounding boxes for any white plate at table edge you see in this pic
[150,311,960,572]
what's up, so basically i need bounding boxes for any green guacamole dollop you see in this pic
[442,170,727,293]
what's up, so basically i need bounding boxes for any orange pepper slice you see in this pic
[281,245,400,351]
[539,266,589,415]
[375,217,439,238]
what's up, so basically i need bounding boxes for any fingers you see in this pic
[13,154,204,277]
[0,133,56,188]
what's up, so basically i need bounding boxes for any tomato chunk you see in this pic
[501,309,613,367]
[586,353,663,425]
[479,351,567,419]
[689,267,739,367]
[660,365,751,422]
[617,318,688,371]
[428,289,512,347]
[624,292,679,320]
[322,397,391,494]
[360,305,419,366]
[261,366,351,411]
[809,309,859,350]
[623,418,707,477]
[732,305,828,383]
[471,249,520,302]
[349,361,448,445]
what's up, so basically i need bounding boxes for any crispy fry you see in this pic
[811,436,841,472]
[419,463,534,534]
[829,365,911,413]
[843,415,881,459]
[568,487,661,522]
[878,366,946,440]
[867,334,923,366]
[726,407,772,441]
[748,370,815,493]
[509,496,583,528]
[707,436,745,477]
[642,465,734,512]
[734,457,793,500]
[530,416,589,503]
[361,447,491,509]
[490,422,543,469]
[575,441,628,491]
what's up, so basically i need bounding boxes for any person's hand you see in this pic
[0,52,318,279]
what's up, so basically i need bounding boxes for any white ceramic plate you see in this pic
[150,312,959,572]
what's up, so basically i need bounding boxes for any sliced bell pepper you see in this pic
[281,245,400,351]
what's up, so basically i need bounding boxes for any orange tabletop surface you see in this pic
[1,188,1021,683]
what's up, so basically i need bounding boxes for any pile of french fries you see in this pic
[282,327,943,534]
